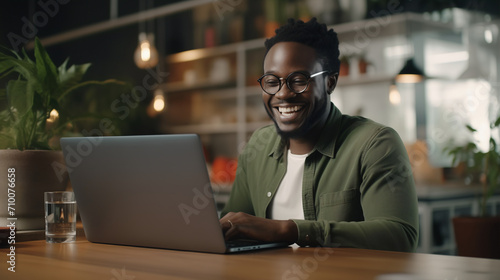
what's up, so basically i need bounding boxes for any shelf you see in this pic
[211,183,232,194]
[416,183,482,202]
[337,74,394,87]
[163,80,236,93]
[334,12,455,39]
[167,38,265,63]
[164,84,261,98]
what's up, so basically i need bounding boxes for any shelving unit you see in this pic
[160,38,268,158]
[157,13,472,200]
[159,13,451,159]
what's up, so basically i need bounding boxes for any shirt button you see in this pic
[267,192,272,197]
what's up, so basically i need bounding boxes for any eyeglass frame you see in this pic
[257,70,330,95]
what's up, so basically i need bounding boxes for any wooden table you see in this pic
[2,236,500,280]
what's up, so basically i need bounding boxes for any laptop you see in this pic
[60,134,289,253]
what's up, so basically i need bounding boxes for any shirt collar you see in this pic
[313,103,342,158]
[270,132,286,159]
[269,103,342,160]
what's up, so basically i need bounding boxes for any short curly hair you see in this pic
[264,18,340,73]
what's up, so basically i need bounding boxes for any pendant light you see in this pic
[395,14,424,84]
[396,58,424,83]
[134,0,159,69]
[134,32,159,69]
[147,88,166,117]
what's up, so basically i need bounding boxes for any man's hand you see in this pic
[220,212,298,244]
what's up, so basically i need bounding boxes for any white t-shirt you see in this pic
[269,150,307,220]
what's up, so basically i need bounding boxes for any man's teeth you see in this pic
[278,106,302,114]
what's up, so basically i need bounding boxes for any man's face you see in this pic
[262,42,331,139]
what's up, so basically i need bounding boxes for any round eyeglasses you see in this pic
[257,71,329,95]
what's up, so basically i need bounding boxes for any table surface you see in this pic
[2,235,500,280]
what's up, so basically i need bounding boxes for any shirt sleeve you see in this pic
[293,127,419,252]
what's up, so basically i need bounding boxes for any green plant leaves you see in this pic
[494,116,500,128]
[57,59,91,99]
[7,79,34,118]
[0,58,16,79]
[34,38,58,111]
[465,124,477,132]
[447,117,500,217]
[0,88,6,103]
[1,37,129,150]
[13,110,30,150]
[34,38,58,90]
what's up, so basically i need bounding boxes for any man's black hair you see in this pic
[264,18,340,73]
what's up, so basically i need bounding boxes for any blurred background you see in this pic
[1,0,500,255]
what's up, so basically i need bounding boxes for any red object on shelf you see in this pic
[359,58,368,74]
[211,157,237,184]
[339,61,349,77]
[204,27,216,48]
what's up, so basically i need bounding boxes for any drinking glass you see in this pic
[44,191,77,243]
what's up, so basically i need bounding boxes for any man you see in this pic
[219,18,419,252]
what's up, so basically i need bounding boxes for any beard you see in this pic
[265,98,331,140]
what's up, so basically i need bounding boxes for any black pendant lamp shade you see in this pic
[396,58,424,83]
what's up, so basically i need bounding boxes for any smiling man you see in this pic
[220,18,419,252]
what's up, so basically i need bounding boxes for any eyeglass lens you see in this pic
[260,72,310,95]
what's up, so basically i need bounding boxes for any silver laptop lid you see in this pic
[60,134,227,253]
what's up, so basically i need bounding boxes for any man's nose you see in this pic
[274,83,296,99]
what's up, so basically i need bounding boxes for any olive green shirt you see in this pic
[222,104,419,252]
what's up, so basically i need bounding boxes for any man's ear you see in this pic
[326,72,339,94]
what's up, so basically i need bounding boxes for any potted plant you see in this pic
[0,38,127,231]
[446,116,500,259]
[339,55,349,77]
[357,54,370,75]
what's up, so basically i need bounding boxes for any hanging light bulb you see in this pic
[141,41,151,61]
[134,32,159,69]
[46,109,59,123]
[389,84,401,105]
[153,94,165,112]
[147,88,166,118]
